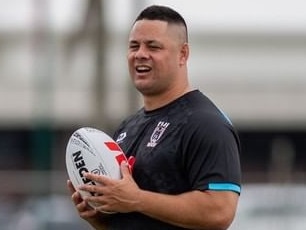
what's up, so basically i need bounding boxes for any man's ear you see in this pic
[179,43,189,66]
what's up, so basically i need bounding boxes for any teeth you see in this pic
[136,65,151,72]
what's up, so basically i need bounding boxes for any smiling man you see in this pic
[68,5,241,230]
[127,16,189,104]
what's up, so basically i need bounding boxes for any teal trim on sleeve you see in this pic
[208,183,241,194]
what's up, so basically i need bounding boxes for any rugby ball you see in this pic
[65,127,127,212]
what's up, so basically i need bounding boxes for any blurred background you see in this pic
[0,0,305,229]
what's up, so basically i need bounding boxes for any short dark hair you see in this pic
[134,5,188,42]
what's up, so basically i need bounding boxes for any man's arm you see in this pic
[136,189,238,230]
[80,162,239,230]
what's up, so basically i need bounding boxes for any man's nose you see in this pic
[135,46,149,59]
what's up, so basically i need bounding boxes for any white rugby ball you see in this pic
[66,127,127,212]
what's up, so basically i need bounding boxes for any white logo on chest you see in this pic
[147,121,170,147]
[116,132,126,143]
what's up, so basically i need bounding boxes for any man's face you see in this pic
[127,19,184,96]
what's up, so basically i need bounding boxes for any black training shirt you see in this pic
[105,90,241,230]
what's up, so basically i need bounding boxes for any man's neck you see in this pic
[143,85,191,111]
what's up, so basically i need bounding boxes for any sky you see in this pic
[124,0,306,32]
[0,0,305,33]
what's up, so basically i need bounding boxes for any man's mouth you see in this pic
[135,65,152,73]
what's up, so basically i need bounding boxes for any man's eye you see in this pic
[129,45,139,50]
[149,45,160,50]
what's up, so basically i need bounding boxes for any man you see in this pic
[68,5,241,230]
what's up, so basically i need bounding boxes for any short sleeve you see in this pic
[180,113,241,194]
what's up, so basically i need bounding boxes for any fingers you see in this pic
[79,208,98,218]
[67,180,89,208]
[67,180,100,220]
[120,160,132,177]
[67,180,76,194]
[82,172,111,185]
[127,156,136,172]
[76,199,97,217]
[80,160,132,187]
[80,183,104,195]
[79,161,135,197]
[67,180,83,205]
[81,194,114,214]
[95,205,116,214]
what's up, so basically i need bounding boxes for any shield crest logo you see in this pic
[147,121,170,147]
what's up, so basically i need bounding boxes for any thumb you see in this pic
[127,156,136,172]
[120,161,131,177]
